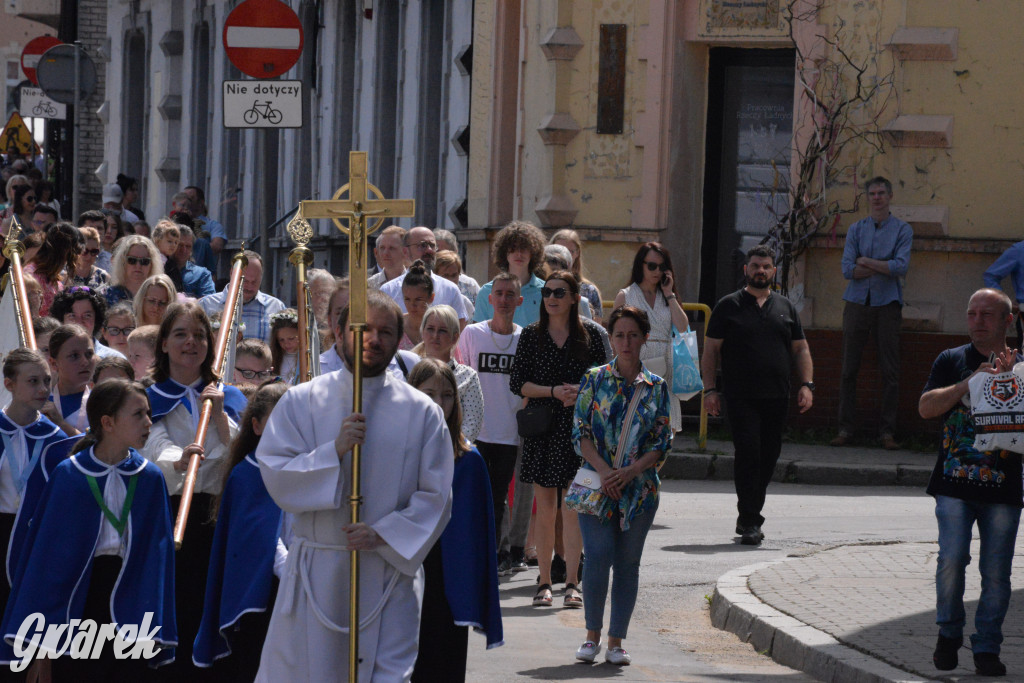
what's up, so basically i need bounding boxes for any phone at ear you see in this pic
[661,272,670,287]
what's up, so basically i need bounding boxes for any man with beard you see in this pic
[700,245,814,546]
[255,290,454,681]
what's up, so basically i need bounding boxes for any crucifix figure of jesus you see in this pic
[296,150,415,681]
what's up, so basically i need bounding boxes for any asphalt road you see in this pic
[466,479,938,682]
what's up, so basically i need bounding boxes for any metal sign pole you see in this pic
[72,41,81,221]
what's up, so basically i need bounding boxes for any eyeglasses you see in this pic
[409,240,437,251]
[104,326,136,337]
[145,297,169,308]
[644,261,669,272]
[126,256,152,266]
[236,368,275,380]
[541,287,569,299]
[84,248,101,256]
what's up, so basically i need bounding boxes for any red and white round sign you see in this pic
[223,0,304,79]
[21,36,63,86]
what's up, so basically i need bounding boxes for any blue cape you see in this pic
[147,378,247,424]
[440,448,503,648]
[0,448,178,666]
[0,412,75,584]
[193,454,282,667]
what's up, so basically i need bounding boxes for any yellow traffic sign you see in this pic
[1,112,42,156]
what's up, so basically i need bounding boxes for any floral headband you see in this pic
[270,310,299,326]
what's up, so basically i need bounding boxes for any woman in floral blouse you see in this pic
[569,305,671,667]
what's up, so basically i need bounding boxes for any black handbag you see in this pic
[516,404,555,438]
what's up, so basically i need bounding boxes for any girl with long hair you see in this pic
[613,242,690,432]
[142,301,247,674]
[24,222,80,316]
[1,379,177,678]
[510,271,607,609]
[194,380,288,681]
[269,309,301,384]
[409,358,502,682]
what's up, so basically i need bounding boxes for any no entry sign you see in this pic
[223,0,304,79]
[21,36,62,87]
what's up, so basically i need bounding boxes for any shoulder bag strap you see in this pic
[611,380,648,470]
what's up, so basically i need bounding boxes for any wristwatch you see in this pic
[801,381,816,392]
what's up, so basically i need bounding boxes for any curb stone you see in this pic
[711,558,936,683]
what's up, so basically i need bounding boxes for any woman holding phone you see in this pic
[613,242,689,433]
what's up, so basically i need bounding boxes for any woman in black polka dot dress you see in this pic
[510,271,607,608]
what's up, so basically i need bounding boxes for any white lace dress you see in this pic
[620,283,680,431]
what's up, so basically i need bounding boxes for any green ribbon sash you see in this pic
[86,473,138,536]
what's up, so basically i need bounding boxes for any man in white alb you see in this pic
[256,290,454,682]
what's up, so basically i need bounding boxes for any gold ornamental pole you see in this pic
[298,151,415,679]
[3,217,37,349]
[286,217,315,382]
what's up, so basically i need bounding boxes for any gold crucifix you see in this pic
[299,151,416,325]
[293,150,415,681]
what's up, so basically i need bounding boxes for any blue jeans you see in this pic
[934,495,1021,654]
[578,499,658,639]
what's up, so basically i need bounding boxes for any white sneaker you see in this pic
[575,640,602,662]
[605,646,631,665]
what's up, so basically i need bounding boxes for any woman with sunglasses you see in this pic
[104,235,164,307]
[71,226,111,291]
[510,270,607,609]
[11,183,38,229]
[613,242,689,433]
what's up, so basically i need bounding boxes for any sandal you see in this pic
[563,583,583,609]
[533,583,553,606]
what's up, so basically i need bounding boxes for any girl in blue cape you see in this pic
[0,349,75,615]
[140,301,245,676]
[42,324,97,437]
[408,358,503,683]
[194,380,289,680]
[1,379,177,680]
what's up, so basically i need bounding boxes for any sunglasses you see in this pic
[104,326,136,337]
[126,256,152,267]
[541,287,569,299]
[644,261,669,272]
[24,196,37,203]
[84,248,101,256]
[236,368,275,380]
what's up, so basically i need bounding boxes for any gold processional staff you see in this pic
[286,214,318,383]
[288,151,415,681]
[2,217,38,349]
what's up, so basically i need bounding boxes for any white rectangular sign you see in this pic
[20,86,66,121]
[223,80,302,129]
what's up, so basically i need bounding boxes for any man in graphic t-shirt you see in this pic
[919,288,1023,677]
[456,272,523,574]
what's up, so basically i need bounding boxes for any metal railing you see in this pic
[601,300,711,450]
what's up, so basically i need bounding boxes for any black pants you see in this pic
[52,556,155,682]
[159,494,217,681]
[411,542,468,683]
[476,441,518,542]
[210,579,278,683]
[725,393,789,528]
[838,301,901,436]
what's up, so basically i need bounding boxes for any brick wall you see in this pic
[74,0,107,210]
[787,328,963,438]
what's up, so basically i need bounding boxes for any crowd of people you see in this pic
[0,161,687,680]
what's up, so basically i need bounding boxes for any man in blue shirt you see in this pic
[173,225,216,299]
[983,241,1024,349]
[832,176,913,450]
[199,250,285,345]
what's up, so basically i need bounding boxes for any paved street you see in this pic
[467,479,938,681]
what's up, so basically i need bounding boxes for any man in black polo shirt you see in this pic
[701,245,815,546]
[919,288,1022,677]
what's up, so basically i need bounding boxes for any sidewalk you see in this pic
[711,539,1024,682]
[664,436,937,487]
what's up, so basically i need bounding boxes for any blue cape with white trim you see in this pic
[440,447,503,648]
[147,378,247,424]
[193,453,282,667]
[0,448,178,666]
